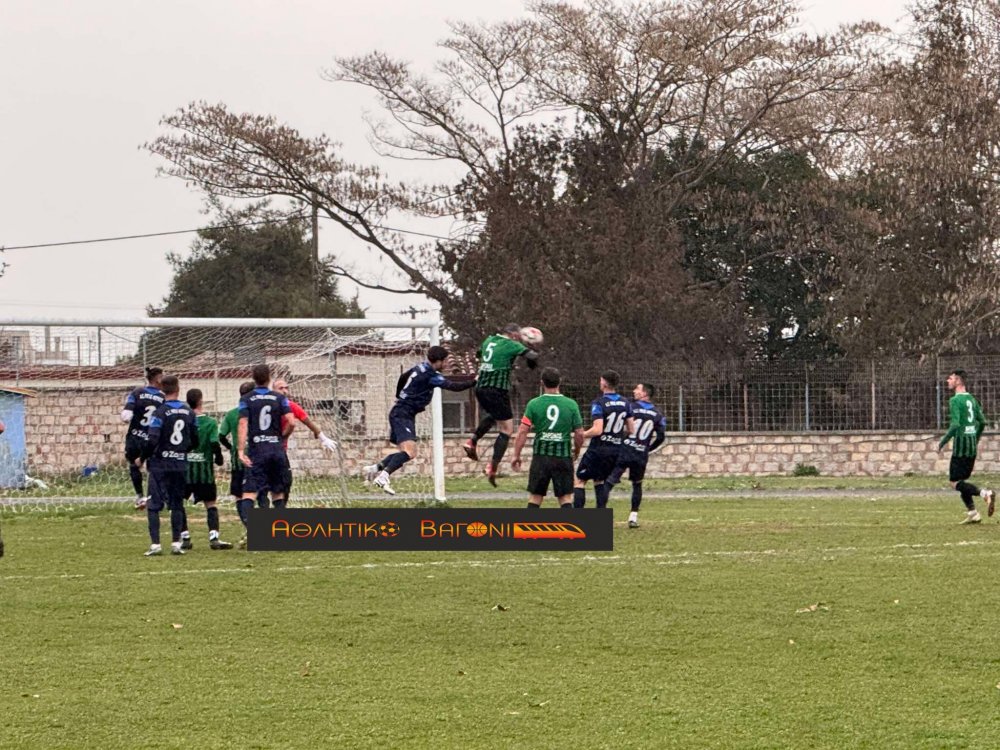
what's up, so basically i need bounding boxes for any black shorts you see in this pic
[229,467,245,498]
[243,452,289,495]
[147,469,187,512]
[124,437,144,463]
[476,387,513,422]
[388,407,417,445]
[609,452,648,485]
[950,455,976,483]
[576,446,619,483]
[186,482,218,504]
[527,455,575,498]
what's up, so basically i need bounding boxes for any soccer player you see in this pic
[183,388,233,550]
[120,367,165,509]
[137,375,198,556]
[237,364,295,525]
[272,378,337,507]
[605,383,667,528]
[938,369,995,523]
[363,345,476,495]
[219,381,256,518]
[573,370,635,509]
[463,323,539,486]
[511,367,584,508]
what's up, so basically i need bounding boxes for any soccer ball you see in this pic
[519,326,544,347]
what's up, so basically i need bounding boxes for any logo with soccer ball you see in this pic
[379,522,399,537]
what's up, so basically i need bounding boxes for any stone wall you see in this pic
[18,388,976,478]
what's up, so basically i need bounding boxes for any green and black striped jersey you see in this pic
[187,414,220,485]
[476,334,528,391]
[521,393,582,458]
[939,392,986,458]
[219,407,240,471]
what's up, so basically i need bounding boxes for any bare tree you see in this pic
[146,0,885,357]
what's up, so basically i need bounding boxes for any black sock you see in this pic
[147,509,160,545]
[957,481,979,510]
[257,492,270,509]
[527,501,539,508]
[595,483,610,509]
[491,433,511,466]
[130,464,144,497]
[207,506,220,532]
[273,499,287,510]
[561,501,573,509]
[573,487,586,508]
[631,482,643,512]
[180,506,188,534]
[170,506,185,543]
[473,416,496,443]
[237,499,253,527]
[382,451,411,475]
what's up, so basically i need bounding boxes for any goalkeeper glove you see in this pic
[120,409,133,423]
[319,432,337,451]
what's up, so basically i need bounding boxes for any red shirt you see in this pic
[289,399,309,422]
[283,399,310,451]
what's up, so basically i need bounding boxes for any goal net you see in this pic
[0,317,448,515]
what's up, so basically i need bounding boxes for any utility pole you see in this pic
[399,306,430,341]
[311,199,320,315]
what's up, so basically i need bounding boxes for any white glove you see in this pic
[319,432,337,451]
[120,409,133,423]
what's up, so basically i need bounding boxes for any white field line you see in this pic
[2,539,999,582]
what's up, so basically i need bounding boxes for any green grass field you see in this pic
[4,482,1000,749]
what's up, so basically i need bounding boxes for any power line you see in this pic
[2,215,459,251]
[0,214,307,251]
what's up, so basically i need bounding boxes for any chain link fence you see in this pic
[512,355,1000,432]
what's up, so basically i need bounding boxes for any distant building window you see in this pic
[313,399,365,434]
[442,401,468,434]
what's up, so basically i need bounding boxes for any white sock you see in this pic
[181,531,191,539]
[209,530,219,540]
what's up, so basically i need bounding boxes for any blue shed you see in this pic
[0,387,36,489]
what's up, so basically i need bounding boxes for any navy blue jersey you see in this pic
[622,400,667,455]
[590,392,633,448]
[393,361,475,417]
[124,386,165,442]
[143,399,198,471]
[238,388,291,455]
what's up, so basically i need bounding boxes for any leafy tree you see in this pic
[822,0,1000,355]
[151,207,362,319]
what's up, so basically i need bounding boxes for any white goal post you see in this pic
[0,315,448,506]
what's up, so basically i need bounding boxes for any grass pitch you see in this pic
[4,485,1000,749]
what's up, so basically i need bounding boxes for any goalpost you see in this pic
[0,316,448,512]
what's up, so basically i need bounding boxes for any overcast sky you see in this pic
[0,0,909,325]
